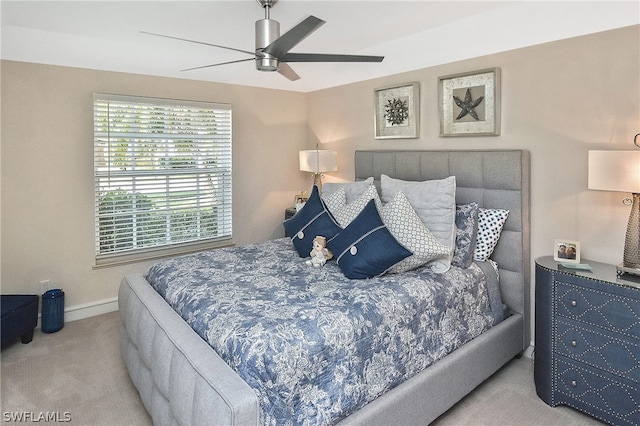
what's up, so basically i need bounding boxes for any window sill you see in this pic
[93,239,234,269]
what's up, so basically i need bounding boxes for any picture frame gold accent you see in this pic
[554,239,581,264]
[438,68,500,137]
[374,82,419,139]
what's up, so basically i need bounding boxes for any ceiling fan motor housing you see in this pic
[255,19,280,71]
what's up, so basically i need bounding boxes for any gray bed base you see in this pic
[119,149,530,425]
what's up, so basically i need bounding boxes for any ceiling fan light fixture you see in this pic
[255,18,280,72]
[256,55,279,72]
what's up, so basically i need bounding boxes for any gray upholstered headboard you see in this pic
[355,149,530,346]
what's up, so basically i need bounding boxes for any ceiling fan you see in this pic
[142,0,384,81]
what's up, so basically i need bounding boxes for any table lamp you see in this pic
[588,135,640,276]
[299,146,337,192]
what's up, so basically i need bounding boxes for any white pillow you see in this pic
[328,185,382,228]
[473,208,509,261]
[381,174,456,273]
[381,191,450,273]
[322,177,374,203]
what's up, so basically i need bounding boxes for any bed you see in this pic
[119,149,530,425]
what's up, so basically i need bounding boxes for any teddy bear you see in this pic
[305,236,333,267]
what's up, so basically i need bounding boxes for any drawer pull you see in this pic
[570,300,577,307]
[571,380,577,387]
[571,340,577,347]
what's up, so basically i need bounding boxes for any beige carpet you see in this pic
[1,311,151,426]
[1,311,603,426]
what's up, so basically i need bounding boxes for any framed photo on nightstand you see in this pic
[293,192,308,212]
[554,239,580,263]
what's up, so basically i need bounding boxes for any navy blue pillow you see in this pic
[327,199,411,279]
[283,185,342,257]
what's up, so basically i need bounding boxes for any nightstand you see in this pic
[534,256,640,425]
[285,207,297,220]
[284,208,297,237]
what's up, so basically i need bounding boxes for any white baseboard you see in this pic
[37,297,119,328]
[523,345,534,359]
[64,297,119,322]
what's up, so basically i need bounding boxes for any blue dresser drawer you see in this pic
[555,357,640,426]
[555,280,640,340]
[536,258,640,425]
[555,319,640,384]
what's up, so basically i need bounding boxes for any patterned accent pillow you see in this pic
[473,208,509,262]
[321,187,346,213]
[283,185,342,258]
[327,200,411,279]
[322,177,374,203]
[327,185,382,228]
[380,174,456,273]
[381,191,450,273]
[452,202,479,269]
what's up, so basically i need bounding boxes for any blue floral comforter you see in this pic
[145,238,496,425]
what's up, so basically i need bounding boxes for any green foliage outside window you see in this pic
[98,189,218,253]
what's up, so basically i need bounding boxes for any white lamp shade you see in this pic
[299,150,338,173]
[588,150,640,194]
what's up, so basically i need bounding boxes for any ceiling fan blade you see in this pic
[181,58,255,72]
[262,16,325,58]
[282,53,384,63]
[277,62,300,81]
[141,31,256,57]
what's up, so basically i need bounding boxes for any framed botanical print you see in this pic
[439,68,500,137]
[374,82,419,139]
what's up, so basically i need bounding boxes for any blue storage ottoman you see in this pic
[1,294,39,347]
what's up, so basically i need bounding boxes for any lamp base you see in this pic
[616,263,640,278]
[622,193,640,269]
[311,173,324,192]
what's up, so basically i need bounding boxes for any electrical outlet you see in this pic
[40,280,50,294]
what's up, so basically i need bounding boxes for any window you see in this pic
[93,94,232,266]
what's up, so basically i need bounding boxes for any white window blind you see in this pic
[93,94,232,265]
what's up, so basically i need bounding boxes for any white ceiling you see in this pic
[2,1,638,92]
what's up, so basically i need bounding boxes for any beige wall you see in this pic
[307,25,640,270]
[1,62,309,311]
[1,25,638,323]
